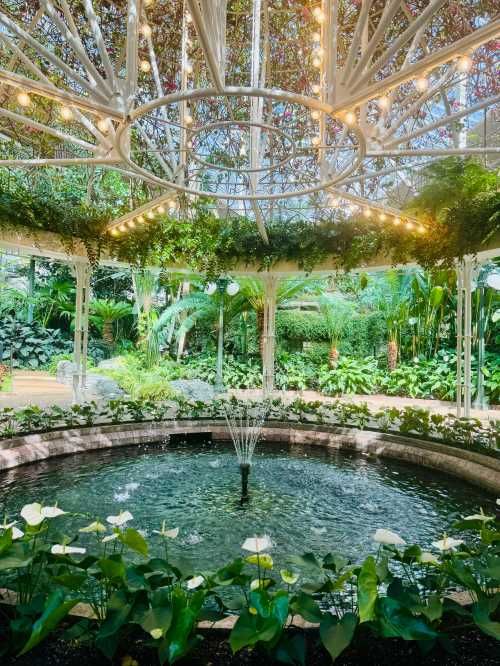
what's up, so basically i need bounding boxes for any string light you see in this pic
[378,212,387,222]
[157,205,166,214]
[312,56,322,68]
[136,215,145,224]
[141,23,152,38]
[405,221,414,230]
[97,118,109,133]
[311,84,321,94]
[184,114,193,125]
[16,91,31,107]
[140,59,151,73]
[312,31,320,42]
[417,225,426,233]
[363,208,372,218]
[59,106,74,121]
[457,55,473,72]
[185,62,193,74]
[110,228,119,236]
[311,135,321,147]
[127,219,136,229]
[344,110,357,126]
[118,224,127,233]
[393,217,401,226]
[311,109,320,120]
[147,210,155,219]
[415,76,428,92]
[378,96,390,110]
[312,7,325,22]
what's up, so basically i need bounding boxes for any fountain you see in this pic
[222,400,268,503]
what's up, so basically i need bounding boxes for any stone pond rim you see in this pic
[0,420,499,495]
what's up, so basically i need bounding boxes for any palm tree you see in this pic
[319,295,354,367]
[376,271,409,371]
[90,299,132,345]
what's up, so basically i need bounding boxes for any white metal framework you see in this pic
[0,0,497,238]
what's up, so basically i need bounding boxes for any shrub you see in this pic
[318,357,380,395]
[0,316,71,369]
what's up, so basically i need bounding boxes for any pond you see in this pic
[0,438,495,567]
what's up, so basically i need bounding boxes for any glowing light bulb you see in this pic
[184,114,193,125]
[168,199,176,209]
[140,59,151,73]
[311,109,320,120]
[415,76,428,92]
[110,228,119,236]
[344,110,356,126]
[239,142,247,157]
[417,225,426,234]
[157,205,165,214]
[136,215,145,224]
[59,106,74,121]
[16,91,31,107]
[144,0,155,6]
[186,140,193,149]
[312,32,321,42]
[97,118,109,133]
[393,217,401,226]
[457,55,472,72]
[119,224,127,233]
[147,210,155,219]
[313,7,324,22]
[127,219,136,229]
[406,221,414,230]
[185,62,193,74]
[379,212,387,222]
[364,208,372,218]
[186,12,192,23]
[312,56,322,68]
[312,84,321,94]
[141,23,152,38]
[311,135,321,147]
[378,96,390,110]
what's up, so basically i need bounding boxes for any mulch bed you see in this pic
[3,626,499,666]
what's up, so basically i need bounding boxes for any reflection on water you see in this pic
[0,440,494,567]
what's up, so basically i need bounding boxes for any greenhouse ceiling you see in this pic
[0,0,498,241]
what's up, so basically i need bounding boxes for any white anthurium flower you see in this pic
[419,552,439,565]
[12,527,24,540]
[153,521,179,539]
[51,544,86,555]
[186,575,204,590]
[102,532,119,543]
[241,535,272,553]
[373,529,406,546]
[1,520,17,530]
[79,521,107,534]
[106,511,133,527]
[41,506,66,519]
[280,569,299,585]
[20,503,44,526]
[496,499,500,506]
[432,536,464,552]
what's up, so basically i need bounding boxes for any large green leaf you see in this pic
[0,544,33,571]
[290,592,323,623]
[320,612,357,662]
[19,589,79,655]
[472,594,500,640]
[229,609,281,653]
[376,597,438,641]
[357,556,378,622]
[118,528,148,556]
[139,604,173,638]
[96,589,133,658]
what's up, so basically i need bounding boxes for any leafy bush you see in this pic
[0,497,498,662]
[0,316,71,369]
[98,355,180,400]
[275,351,318,390]
[318,357,380,395]
[181,353,262,389]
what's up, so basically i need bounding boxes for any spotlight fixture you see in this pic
[118,224,127,233]
[147,210,155,219]
[110,228,119,236]
[393,217,401,226]
[127,219,136,229]
[136,215,145,224]
[417,225,426,233]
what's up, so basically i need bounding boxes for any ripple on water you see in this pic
[0,440,494,568]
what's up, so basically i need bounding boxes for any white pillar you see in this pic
[456,256,474,418]
[456,262,463,417]
[72,262,91,403]
[262,274,278,397]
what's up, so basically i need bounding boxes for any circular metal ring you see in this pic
[116,86,365,201]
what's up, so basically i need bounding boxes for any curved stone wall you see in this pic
[0,420,499,494]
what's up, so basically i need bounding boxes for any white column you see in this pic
[463,256,473,418]
[455,262,463,417]
[262,274,278,396]
[72,262,91,403]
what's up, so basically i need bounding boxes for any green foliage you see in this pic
[0,497,498,662]
[318,357,380,395]
[0,316,71,369]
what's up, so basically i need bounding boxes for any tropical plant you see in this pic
[90,299,133,345]
[375,271,409,371]
[318,357,379,395]
[0,316,71,369]
[319,294,354,366]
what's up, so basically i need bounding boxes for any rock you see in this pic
[97,357,126,371]
[56,360,76,385]
[82,373,124,400]
[169,379,215,402]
